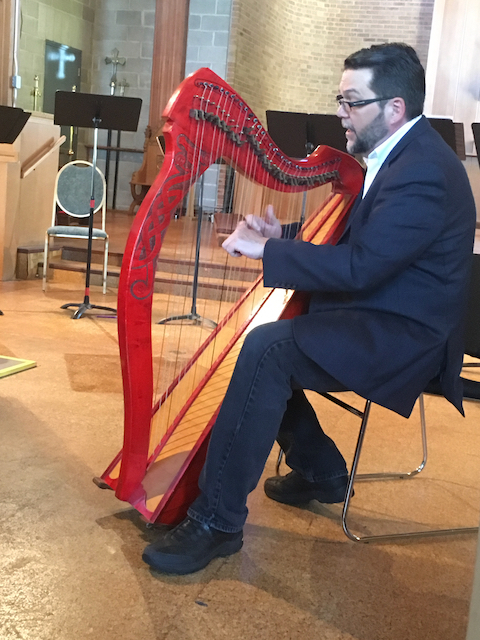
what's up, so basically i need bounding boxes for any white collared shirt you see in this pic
[362,115,422,198]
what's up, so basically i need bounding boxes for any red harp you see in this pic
[97,68,363,524]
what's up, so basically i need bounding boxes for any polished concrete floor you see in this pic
[1,218,480,639]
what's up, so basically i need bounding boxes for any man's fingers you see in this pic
[222,240,241,257]
[244,214,263,233]
[221,223,266,260]
[265,204,276,224]
[222,231,243,257]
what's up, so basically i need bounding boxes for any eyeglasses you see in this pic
[336,95,393,111]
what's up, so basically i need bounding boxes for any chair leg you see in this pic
[42,234,50,291]
[275,393,427,478]
[355,394,427,483]
[275,394,478,542]
[102,238,109,295]
[342,396,478,543]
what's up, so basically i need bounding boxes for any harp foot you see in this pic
[92,476,113,490]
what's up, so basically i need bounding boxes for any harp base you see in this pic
[93,476,114,490]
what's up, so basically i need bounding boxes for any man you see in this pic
[142,43,476,574]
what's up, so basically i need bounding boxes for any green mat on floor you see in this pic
[0,356,36,378]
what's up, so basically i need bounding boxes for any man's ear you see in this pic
[386,97,407,126]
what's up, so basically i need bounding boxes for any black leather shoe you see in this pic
[264,470,350,505]
[142,516,243,575]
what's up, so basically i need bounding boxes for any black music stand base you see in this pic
[61,297,116,320]
[157,312,217,330]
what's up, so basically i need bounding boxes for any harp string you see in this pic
[103,68,364,516]
[220,97,263,331]
[148,187,340,471]
[142,190,355,516]
[151,81,210,430]
[149,84,252,453]
[150,102,343,458]
[205,85,241,322]
[159,81,217,413]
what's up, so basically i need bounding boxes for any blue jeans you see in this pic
[188,318,348,533]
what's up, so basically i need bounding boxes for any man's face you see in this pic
[337,68,390,156]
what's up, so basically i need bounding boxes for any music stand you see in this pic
[427,118,467,160]
[266,110,310,157]
[157,173,217,329]
[0,106,31,316]
[0,106,31,144]
[266,110,347,157]
[308,113,348,152]
[54,91,141,319]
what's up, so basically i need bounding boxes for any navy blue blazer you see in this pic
[263,116,476,417]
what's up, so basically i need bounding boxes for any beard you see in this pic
[346,110,389,156]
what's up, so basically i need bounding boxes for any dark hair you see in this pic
[344,43,425,120]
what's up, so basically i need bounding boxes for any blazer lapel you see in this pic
[338,116,431,242]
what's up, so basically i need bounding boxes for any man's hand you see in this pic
[222,205,281,259]
[222,221,268,259]
[244,205,282,239]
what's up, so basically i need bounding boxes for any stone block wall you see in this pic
[16,0,96,113]
[185,0,232,78]
[91,0,155,210]
[16,0,155,211]
[185,0,233,213]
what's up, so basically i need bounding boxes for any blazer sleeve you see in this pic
[263,160,448,292]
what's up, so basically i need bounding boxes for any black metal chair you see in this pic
[277,253,480,542]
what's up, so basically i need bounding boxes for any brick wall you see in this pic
[228,0,435,124]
